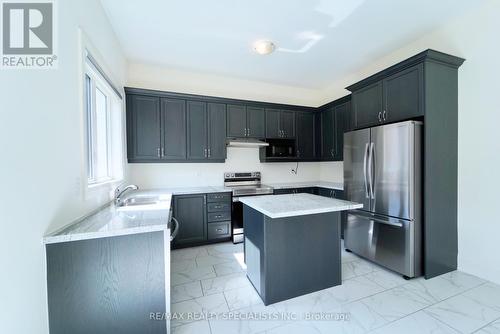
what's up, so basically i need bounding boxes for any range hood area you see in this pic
[226,138,269,148]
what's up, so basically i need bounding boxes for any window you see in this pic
[84,52,124,187]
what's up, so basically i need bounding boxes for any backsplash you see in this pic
[127,147,343,188]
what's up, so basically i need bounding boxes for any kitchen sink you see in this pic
[116,193,172,212]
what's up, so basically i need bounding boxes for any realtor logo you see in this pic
[1,1,57,68]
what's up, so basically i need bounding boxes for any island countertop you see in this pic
[264,181,343,191]
[43,194,172,244]
[239,193,362,219]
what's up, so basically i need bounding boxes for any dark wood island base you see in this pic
[244,206,342,305]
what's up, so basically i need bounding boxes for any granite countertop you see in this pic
[239,193,362,219]
[43,194,172,245]
[144,186,231,195]
[264,181,344,191]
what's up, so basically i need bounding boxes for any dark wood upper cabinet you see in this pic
[265,109,295,139]
[246,106,265,138]
[127,95,161,161]
[281,111,295,138]
[321,107,334,160]
[187,101,208,160]
[296,111,315,160]
[333,103,348,161]
[227,104,246,137]
[161,98,186,160]
[351,64,423,129]
[352,81,383,129]
[207,103,227,160]
[227,104,265,138]
[265,108,281,138]
[383,64,424,122]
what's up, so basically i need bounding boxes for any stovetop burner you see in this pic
[224,172,273,197]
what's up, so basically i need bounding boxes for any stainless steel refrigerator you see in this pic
[344,120,422,278]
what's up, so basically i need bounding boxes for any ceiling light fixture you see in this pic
[253,40,276,55]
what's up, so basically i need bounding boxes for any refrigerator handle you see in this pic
[363,143,370,199]
[368,142,375,199]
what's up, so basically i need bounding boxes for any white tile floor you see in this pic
[170,242,500,334]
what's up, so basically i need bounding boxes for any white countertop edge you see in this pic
[43,224,169,245]
[266,182,344,191]
[240,202,363,219]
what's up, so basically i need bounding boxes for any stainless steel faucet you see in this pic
[114,184,139,205]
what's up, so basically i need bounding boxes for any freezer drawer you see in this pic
[344,210,421,277]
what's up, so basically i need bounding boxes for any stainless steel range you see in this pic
[224,172,273,243]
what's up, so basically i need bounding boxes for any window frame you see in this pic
[82,49,124,190]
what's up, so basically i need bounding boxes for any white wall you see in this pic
[0,1,126,333]
[129,147,322,188]
[317,0,500,284]
[127,62,325,107]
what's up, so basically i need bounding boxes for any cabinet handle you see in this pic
[157,147,160,157]
[204,148,207,158]
[208,148,211,158]
[378,112,382,122]
[216,228,223,233]
[382,110,387,121]
[248,128,250,136]
[161,147,165,157]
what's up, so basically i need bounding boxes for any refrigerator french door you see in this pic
[344,121,422,278]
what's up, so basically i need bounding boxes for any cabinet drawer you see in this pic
[208,211,231,222]
[207,222,231,240]
[207,202,231,213]
[207,192,231,203]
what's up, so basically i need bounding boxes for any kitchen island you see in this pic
[239,193,362,305]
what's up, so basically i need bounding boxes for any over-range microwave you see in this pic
[263,139,296,158]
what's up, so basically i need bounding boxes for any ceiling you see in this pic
[100,0,480,89]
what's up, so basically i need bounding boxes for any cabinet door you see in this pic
[352,81,383,129]
[274,188,295,195]
[173,195,207,246]
[161,98,186,160]
[321,108,334,160]
[296,187,316,194]
[296,112,315,160]
[227,104,246,137]
[344,100,352,133]
[333,103,348,161]
[280,111,295,138]
[207,103,226,160]
[383,64,423,122]
[265,108,281,138]
[246,106,265,138]
[127,95,161,161]
[187,101,208,160]
[317,187,336,198]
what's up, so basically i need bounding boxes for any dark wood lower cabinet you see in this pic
[172,192,232,249]
[46,232,168,334]
[172,194,207,246]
